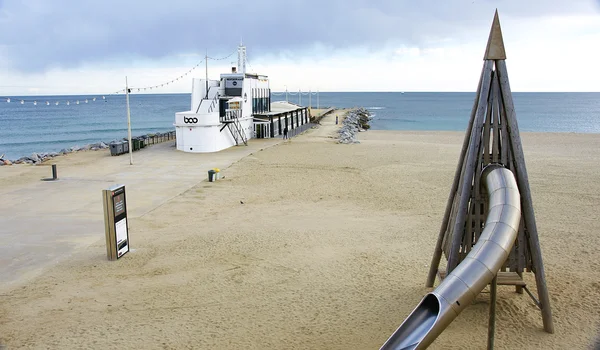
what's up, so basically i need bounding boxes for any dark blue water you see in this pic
[0,94,189,160]
[1,92,599,160]
[275,92,600,133]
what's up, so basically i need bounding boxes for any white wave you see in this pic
[367,106,385,110]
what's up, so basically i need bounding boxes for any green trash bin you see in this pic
[208,170,216,182]
[132,138,140,151]
[140,138,145,148]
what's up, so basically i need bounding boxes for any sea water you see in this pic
[1,92,598,160]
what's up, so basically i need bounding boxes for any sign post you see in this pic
[102,184,130,260]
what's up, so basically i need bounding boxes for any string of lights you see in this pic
[1,91,122,106]
[1,49,237,107]
[128,59,204,92]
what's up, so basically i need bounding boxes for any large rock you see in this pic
[30,153,41,163]
[337,108,371,144]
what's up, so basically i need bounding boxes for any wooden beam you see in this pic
[495,59,554,334]
[426,59,487,287]
[488,275,498,350]
[492,74,500,163]
[447,59,494,273]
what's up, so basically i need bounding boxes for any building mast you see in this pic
[238,41,247,74]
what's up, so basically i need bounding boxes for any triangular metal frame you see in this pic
[425,10,554,334]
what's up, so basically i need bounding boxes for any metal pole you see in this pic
[488,275,498,350]
[309,89,312,110]
[317,90,319,110]
[205,49,209,99]
[125,76,133,165]
[299,89,301,105]
[51,164,57,180]
[285,87,288,102]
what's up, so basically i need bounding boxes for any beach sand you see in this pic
[1,110,599,349]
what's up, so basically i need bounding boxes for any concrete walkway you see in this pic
[0,138,282,290]
[0,109,346,291]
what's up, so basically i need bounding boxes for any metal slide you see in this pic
[380,165,521,350]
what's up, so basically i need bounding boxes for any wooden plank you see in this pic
[426,63,489,287]
[443,193,460,257]
[492,75,500,163]
[464,198,474,255]
[516,217,525,294]
[488,275,498,350]
[447,60,494,274]
[483,82,493,165]
[498,83,509,167]
[496,59,554,334]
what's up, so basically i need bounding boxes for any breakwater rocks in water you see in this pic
[0,131,176,166]
[338,108,372,144]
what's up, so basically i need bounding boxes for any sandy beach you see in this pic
[1,109,599,349]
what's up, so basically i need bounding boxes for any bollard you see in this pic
[42,164,58,181]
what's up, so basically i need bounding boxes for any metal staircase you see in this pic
[220,109,248,146]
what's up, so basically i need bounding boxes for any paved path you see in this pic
[0,138,281,289]
[0,109,346,290]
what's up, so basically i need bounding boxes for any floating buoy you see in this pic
[6,98,10,103]
[67,101,70,105]
[34,101,37,105]
[85,99,88,103]
[20,100,24,104]
[76,101,79,104]
[55,101,59,105]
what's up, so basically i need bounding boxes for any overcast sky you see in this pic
[1,0,599,95]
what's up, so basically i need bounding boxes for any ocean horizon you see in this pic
[1,92,599,160]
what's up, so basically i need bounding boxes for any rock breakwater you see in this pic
[338,108,372,144]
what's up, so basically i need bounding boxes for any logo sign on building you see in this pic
[225,78,243,88]
[102,184,130,260]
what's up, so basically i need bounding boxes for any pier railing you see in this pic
[109,131,176,156]
[286,123,316,138]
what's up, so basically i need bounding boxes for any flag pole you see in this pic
[125,76,133,165]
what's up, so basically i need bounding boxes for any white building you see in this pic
[174,45,310,153]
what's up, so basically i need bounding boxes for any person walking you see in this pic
[283,126,288,140]
[336,116,339,124]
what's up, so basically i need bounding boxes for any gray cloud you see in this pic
[0,0,597,71]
